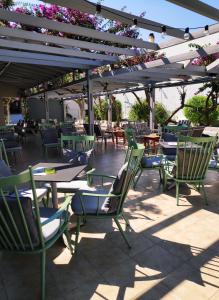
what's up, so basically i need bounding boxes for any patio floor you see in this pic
[1,134,219,300]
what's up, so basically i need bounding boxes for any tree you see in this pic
[184,95,219,125]
[94,97,122,122]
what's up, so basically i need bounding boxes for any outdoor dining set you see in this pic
[0,121,218,299]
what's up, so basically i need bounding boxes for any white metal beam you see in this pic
[0,53,91,68]
[0,49,101,66]
[206,58,219,74]
[167,0,219,21]
[0,27,136,56]
[0,39,117,63]
[45,0,184,39]
[0,8,158,50]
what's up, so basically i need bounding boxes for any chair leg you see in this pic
[162,169,167,192]
[40,251,46,300]
[122,213,130,228]
[75,216,81,252]
[176,182,180,206]
[158,167,162,183]
[114,217,131,249]
[134,168,142,188]
[64,230,74,254]
[201,183,208,205]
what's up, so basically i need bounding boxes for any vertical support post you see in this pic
[0,99,5,125]
[108,94,112,128]
[149,88,155,131]
[86,70,94,135]
[44,92,49,121]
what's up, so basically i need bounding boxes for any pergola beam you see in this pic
[92,44,219,80]
[0,49,101,67]
[0,27,136,56]
[206,59,219,74]
[45,0,184,39]
[0,39,118,63]
[0,55,89,69]
[167,0,219,21]
[0,8,158,50]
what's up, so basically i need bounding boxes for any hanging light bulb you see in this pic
[95,3,102,16]
[204,25,209,35]
[161,25,167,38]
[148,33,155,43]
[95,3,102,18]
[132,18,138,30]
[184,27,190,40]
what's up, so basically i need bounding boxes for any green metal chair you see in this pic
[162,136,217,205]
[71,146,144,252]
[0,167,73,300]
[0,139,48,204]
[61,134,95,153]
[125,129,162,187]
[0,138,9,166]
[44,135,96,196]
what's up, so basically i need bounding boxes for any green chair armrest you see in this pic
[81,192,120,198]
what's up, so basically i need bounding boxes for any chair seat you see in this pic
[11,188,48,200]
[46,180,96,193]
[141,155,162,168]
[40,207,66,241]
[71,189,109,214]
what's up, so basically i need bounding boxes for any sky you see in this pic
[14,0,219,42]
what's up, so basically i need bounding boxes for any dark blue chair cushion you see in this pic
[162,133,177,142]
[71,190,109,214]
[62,148,93,165]
[0,160,12,177]
[141,156,161,168]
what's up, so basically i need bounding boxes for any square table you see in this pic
[33,162,86,208]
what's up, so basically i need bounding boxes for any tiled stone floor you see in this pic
[1,133,219,299]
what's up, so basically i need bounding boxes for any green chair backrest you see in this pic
[0,167,44,252]
[61,134,95,152]
[163,124,188,133]
[175,136,217,180]
[0,139,9,166]
[125,128,137,148]
[117,146,144,214]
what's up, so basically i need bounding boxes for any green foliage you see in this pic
[128,100,169,125]
[94,98,122,122]
[154,103,170,125]
[128,100,149,122]
[184,95,219,125]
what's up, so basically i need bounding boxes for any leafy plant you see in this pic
[154,103,170,126]
[184,95,219,125]
[128,100,149,122]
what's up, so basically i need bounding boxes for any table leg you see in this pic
[51,182,58,209]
